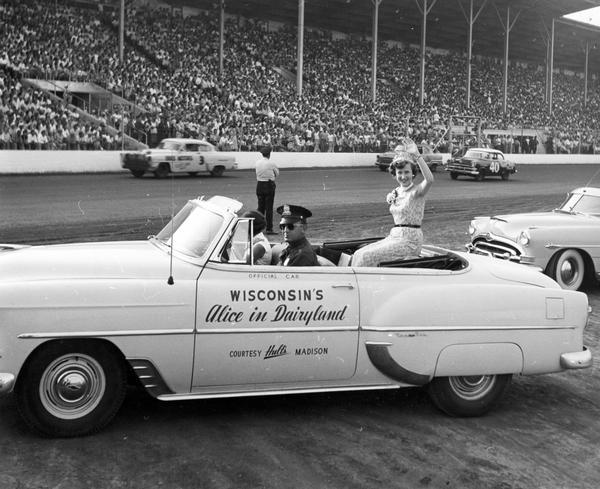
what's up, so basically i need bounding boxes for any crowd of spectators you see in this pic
[0,66,121,150]
[1,0,600,153]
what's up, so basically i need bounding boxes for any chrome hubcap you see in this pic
[560,259,579,286]
[449,375,494,400]
[40,354,106,419]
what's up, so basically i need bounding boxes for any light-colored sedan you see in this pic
[120,138,237,178]
[468,187,600,290]
[0,196,592,436]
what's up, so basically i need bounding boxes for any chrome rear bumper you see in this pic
[560,347,592,369]
[0,373,15,394]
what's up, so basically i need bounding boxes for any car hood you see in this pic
[0,241,176,282]
[479,211,597,240]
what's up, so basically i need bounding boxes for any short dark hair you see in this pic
[389,159,417,177]
[260,146,272,158]
[242,210,266,235]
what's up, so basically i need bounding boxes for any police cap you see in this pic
[276,204,312,224]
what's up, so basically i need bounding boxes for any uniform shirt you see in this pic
[255,156,279,182]
[278,237,319,266]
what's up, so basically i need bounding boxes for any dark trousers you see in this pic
[256,180,276,232]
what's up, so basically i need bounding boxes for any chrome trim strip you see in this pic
[546,243,600,249]
[18,329,192,339]
[195,326,358,334]
[365,343,431,385]
[158,384,399,401]
[1,303,188,311]
[361,325,576,332]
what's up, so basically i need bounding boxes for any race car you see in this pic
[0,196,591,437]
[375,144,444,172]
[120,138,237,178]
[446,148,516,181]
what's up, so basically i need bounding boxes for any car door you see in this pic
[170,143,192,172]
[191,221,359,389]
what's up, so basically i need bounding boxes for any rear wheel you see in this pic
[548,249,586,290]
[427,374,511,417]
[154,163,170,178]
[429,163,438,172]
[450,172,458,180]
[130,170,145,178]
[15,340,127,437]
[210,166,225,177]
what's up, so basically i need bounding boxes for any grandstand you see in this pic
[1,0,600,154]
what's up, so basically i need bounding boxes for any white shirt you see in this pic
[255,156,279,182]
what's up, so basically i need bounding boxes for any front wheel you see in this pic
[450,172,458,180]
[548,249,586,290]
[501,171,510,181]
[154,163,170,178]
[210,166,225,177]
[427,374,512,417]
[15,340,127,437]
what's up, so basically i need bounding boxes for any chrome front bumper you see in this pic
[0,373,15,394]
[560,347,592,369]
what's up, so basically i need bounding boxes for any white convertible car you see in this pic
[0,196,592,437]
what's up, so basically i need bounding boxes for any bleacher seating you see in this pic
[1,0,599,153]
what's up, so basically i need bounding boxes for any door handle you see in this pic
[332,283,354,289]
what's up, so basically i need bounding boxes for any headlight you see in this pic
[518,230,530,246]
[468,222,476,235]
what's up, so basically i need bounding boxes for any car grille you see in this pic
[448,161,474,171]
[123,155,149,170]
[469,237,521,260]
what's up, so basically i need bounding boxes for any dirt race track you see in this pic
[1,164,600,489]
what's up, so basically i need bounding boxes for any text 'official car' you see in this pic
[0,196,592,437]
[468,186,600,290]
[120,138,237,178]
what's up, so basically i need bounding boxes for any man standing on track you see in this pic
[255,145,279,235]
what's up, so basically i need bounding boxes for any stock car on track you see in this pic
[0,196,592,437]
[468,186,600,291]
[446,148,516,181]
[120,138,237,178]
[375,144,444,172]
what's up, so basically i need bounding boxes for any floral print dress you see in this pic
[352,184,425,267]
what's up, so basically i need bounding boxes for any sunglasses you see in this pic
[279,223,297,231]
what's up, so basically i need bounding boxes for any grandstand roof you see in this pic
[174,0,600,73]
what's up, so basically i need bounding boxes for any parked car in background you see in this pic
[0,195,591,437]
[375,143,444,172]
[446,148,516,181]
[467,187,600,290]
[121,138,237,178]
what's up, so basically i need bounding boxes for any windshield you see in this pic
[156,140,180,150]
[558,193,600,215]
[155,202,225,257]
[464,150,486,159]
